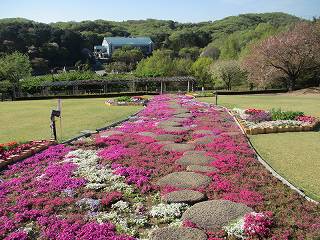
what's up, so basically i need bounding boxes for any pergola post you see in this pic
[104,82,108,93]
[73,85,78,95]
[160,81,163,94]
[187,80,190,92]
[132,81,136,92]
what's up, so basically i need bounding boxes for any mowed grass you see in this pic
[199,94,320,201]
[0,98,142,143]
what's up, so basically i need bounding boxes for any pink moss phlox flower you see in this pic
[40,163,87,192]
[112,164,152,191]
[98,144,132,161]
[3,231,28,240]
[182,220,198,228]
[101,191,123,207]
[160,185,180,195]
[37,216,135,240]
[295,115,316,123]
[243,211,273,238]
[210,175,233,192]
[223,189,264,207]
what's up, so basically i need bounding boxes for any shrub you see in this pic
[270,108,304,120]
[116,96,132,102]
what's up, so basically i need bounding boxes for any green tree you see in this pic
[191,57,214,90]
[0,52,31,99]
[172,58,193,76]
[211,60,245,90]
[135,50,173,77]
[112,47,144,71]
[178,47,200,60]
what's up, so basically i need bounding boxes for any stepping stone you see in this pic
[162,190,206,204]
[100,130,123,138]
[183,151,207,156]
[155,134,181,141]
[192,136,216,145]
[161,126,191,133]
[157,172,211,189]
[186,165,216,173]
[155,141,175,145]
[174,109,190,115]
[150,227,207,240]
[176,153,215,166]
[162,143,195,152]
[137,132,157,138]
[158,121,182,128]
[182,200,253,231]
[168,117,187,123]
[193,130,213,135]
[174,113,193,118]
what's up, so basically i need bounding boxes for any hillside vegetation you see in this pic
[0,13,302,70]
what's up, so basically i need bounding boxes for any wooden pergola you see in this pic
[40,76,196,95]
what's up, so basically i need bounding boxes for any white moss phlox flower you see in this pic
[149,203,188,218]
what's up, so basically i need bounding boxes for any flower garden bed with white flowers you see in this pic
[105,96,149,106]
[0,95,319,240]
[232,108,319,135]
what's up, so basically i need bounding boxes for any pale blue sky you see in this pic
[0,0,319,23]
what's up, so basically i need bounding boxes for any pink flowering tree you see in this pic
[242,22,320,91]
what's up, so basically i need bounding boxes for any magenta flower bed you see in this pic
[0,94,319,239]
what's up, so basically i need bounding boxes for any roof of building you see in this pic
[104,37,153,46]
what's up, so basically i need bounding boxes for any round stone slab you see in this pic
[100,130,123,138]
[192,136,216,145]
[137,132,157,138]
[162,143,195,153]
[155,141,175,145]
[186,165,216,173]
[182,200,253,231]
[174,109,190,115]
[158,120,182,128]
[157,172,211,189]
[174,113,193,118]
[183,150,207,156]
[150,227,207,240]
[161,126,191,133]
[175,153,215,166]
[193,130,213,135]
[155,134,181,141]
[162,190,206,204]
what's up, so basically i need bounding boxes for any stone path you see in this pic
[157,171,211,189]
[152,97,253,239]
[175,152,215,166]
[162,190,206,204]
[182,200,253,231]
[162,143,195,152]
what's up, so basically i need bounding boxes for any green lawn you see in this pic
[199,94,320,201]
[0,98,142,143]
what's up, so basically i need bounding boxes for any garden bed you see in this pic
[232,108,319,135]
[0,95,319,240]
[105,96,149,106]
[0,140,56,168]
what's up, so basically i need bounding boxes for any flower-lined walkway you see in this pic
[0,94,319,239]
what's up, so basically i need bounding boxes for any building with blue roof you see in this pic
[94,37,154,59]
